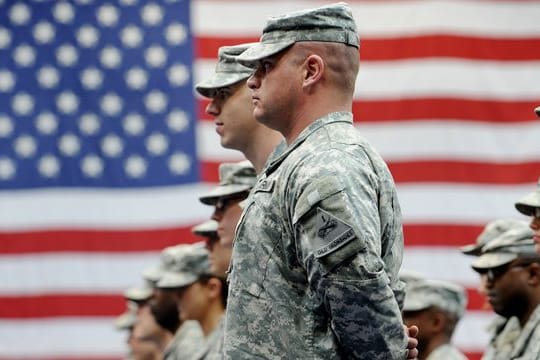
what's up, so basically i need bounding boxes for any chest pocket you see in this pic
[233,177,280,299]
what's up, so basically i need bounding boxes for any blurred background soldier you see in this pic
[472,226,540,359]
[515,176,540,253]
[157,242,225,360]
[401,275,467,360]
[143,245,204,360]
[192,219,225,276]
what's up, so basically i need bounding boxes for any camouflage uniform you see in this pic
[472,227,540,360]
[400,275,468,360]
[224,110,407,358]
[195,316,225,360]
[162,320,205,360]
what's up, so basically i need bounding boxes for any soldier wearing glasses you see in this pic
[515,176,540,254]
[472,227,540,359]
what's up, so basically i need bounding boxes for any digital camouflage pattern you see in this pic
[483,316,521,360]
[199,160,257,206]
[157,243,212,289]
[237,2,359,67]
[224,112,407,359]
[195,43,254,98]
[195,316,224,360]
[403,278,467,319]
[460,219,529,256]
[163,320,205,360]
[483,305,540,360]
[515,176,540,217]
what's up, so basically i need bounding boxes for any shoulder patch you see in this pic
[314,208,356,258]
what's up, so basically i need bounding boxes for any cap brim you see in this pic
[195,72,251,98]
[460,243,483,256]
[142,265,164,283]
[114,312,137,330]
[199,184,251,205]
[156,271,198,289]
[515,191,540,216]
[402,297,431,312]
[236,41,295,68]
[471,252,517,270]
[124,285,153,301]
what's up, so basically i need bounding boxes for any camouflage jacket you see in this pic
[195,316,224,360]
[223,112,407,359]
[163,320,204,360]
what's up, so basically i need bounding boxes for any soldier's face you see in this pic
[205,81,258,151]
[530,209,540,253]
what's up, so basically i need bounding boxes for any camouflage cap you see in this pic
[403,278,467,319]
[199,160,256,205]
[195,43,255,98]
[114,301,138,330]
[237,2,359,67]
[142,244,195,284]
[460,218,529,256]
[515,176,540,217]
[191,219,218,237]
[124,282,153,302]
[156,242,212,289]
[472,226,535,270]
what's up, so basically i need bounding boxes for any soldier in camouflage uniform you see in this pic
[196,44,282,173]
[157,243,226,360]
[143,245,204,360]
[221,3,409,359]
[471,227,540,359]
[400,275,468,360]
[515,176,540,253]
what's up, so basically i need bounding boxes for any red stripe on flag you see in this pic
[0,294,125,318]
[198,98,540,123]
[388,161,540,184]
[201,160,540,185]
[0,287,489,319]
[403,224,483,247]
[0,228,199,254]
[195,35,540,61]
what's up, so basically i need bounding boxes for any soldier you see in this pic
[196,44,282,173]
[401,275,468,360]
[143,245,204,360]
[515,176,540,253]
[157,243,226,360]
[471,226,540,359]
[192,219,226,276]
[223,3,408,359]
[198,160,257,276]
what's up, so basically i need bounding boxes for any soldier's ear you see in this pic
[526,262,540,286]
[302,54,324,89]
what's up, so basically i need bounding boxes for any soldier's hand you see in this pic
[404,324,419,359]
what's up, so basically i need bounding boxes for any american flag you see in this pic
[1,0,539,359]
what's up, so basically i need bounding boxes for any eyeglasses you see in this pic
[478,260,537,283]
[214,196,245,213]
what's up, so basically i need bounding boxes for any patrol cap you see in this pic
[124,282,153,302]
[399,269,426,285]
[195,43,255,98]
[156,242,212,289]
[472,227,535,270]
[403,278,467,319]
[199,160,256,205]
[114,301,138,330]
[460,219,529,256]
[191,219,218,237]
[515,177,540,217]
[142,244,192,284]
[237,2,359,67]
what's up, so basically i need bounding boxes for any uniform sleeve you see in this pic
[289,167,408,359]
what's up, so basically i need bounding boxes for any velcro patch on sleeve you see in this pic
[314,208,356,258]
